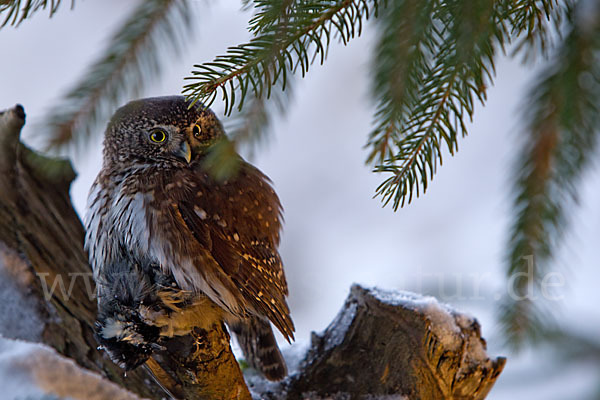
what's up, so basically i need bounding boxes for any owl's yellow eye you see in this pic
[193,124,201,138]
[149,130,167,143]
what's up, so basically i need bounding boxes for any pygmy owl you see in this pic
[84,96,294,381]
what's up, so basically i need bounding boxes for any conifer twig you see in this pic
[43,0,193,150]
[501,2,600,347]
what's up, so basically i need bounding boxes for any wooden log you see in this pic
[253,285,506,400]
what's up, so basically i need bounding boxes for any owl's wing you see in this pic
[174,163,294,341]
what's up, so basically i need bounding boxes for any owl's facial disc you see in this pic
[103,97,227,168]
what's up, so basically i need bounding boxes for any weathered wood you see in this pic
[0,104,161,398]
[254,285,506,400]
[149,325,252,400]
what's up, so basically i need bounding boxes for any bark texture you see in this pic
[279,285,506,399]
[0,104,505,400]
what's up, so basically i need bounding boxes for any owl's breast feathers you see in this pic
[85,161,294,341]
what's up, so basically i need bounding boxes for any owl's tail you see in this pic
[232,317,288,381]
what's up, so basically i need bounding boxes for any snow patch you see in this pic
[367,286,464,351]
[244,340,310,400]
[0,336,143,400]
[0,338,48,399]
[0,243,45,342]
[322,301,357,353]
[283,339,310,376]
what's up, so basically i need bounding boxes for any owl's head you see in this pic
[103,96,225,168]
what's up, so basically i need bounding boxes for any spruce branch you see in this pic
[205,75,294,181]
[370,0,507,209]
[507,0,571,61]
[501,3,600,347]
[0,0,70,28]
[42,0,193,150]
[183,0,377,115]
[224,77,293,156]
[365,0,436,166]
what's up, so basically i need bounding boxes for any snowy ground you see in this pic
[0,336,142,400]
[1,1,599,399]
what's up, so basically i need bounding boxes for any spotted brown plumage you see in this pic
[85,96,294,380]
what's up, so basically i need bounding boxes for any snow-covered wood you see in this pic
[247,285,506,399]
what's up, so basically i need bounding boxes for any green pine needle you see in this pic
[508,0,569,61]
[183,0,377,115]
[369,0,507,209]
[501,2,600,348]
[207,75,293,180]
[42,0,193,150]
[0,0,70,28]
[225,76,292,156]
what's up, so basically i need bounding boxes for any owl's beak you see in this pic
[176,141,192,164]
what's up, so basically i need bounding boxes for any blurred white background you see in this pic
[1,1,599,398]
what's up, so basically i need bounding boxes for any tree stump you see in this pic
[287,285,505,399]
